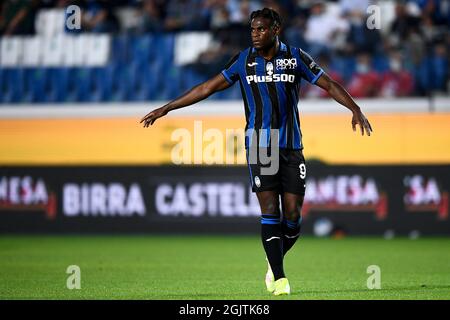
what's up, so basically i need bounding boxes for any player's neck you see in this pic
[257,40,279,60]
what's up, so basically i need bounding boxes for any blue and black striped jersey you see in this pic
[221,41,324,150]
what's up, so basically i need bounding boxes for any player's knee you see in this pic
[265,201,280,215]
[284,209,301,222]
[258,195,280,215]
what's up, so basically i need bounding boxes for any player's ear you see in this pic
[272,24,281,36]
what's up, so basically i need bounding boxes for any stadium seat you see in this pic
[73,68,94,102]
[431,55,448,91]
[110,63,132,102]
[129,35,155,68]
[22,36,43,67]
[156,34,175,66]
[127,61,154,101]
[1,68,24,103]
[110,35,129,65]
[85,34,111,67]
[161,65,181,100]
[0,37,23,67]
[331,56,356,83]
[47,67,70,102]
[23,68,48,103]
[41,36,65,67]
[415,59,432,94]
[94,66,113,102]
[372,55,390,73]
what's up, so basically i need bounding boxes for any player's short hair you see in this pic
[249,7,282,29]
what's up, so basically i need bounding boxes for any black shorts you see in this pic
[246,148,307,195]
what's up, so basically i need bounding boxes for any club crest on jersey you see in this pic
[266,62,274,76]
[276,58,297,70]
[254,176,261,188]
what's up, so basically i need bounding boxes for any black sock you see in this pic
[282,216,302,256]
[261,214,285,280]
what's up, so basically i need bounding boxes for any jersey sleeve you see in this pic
[221,52,240,85]
[296,48,324,84]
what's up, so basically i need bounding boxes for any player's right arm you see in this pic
[140,73,231,127]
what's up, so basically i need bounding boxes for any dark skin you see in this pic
[140,16,373,226]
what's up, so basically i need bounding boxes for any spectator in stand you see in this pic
[261,0,287,22]
[227,0,260,25]
[344,9,382,55]
[216,0,260,50]
[339,0,371,16]
[81,0,120,33]
[420,9,442,43]
[284,14,309,50]
[409,0,449,25]
[379,50,414,97]
[389,2,422,45]
[135,0,165,33]
[206,0,231,31]
[428,42,448,92]
[0,0,40,35]
[164,0,210,31]
[304,0,349,57]
[347,52,381,98]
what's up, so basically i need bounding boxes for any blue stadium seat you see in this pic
[23,68,49,103]
[47,68,70,103]
[0,68,4,102]
[63,67,82,102]
[111,35,130,65]
[129,35,155,68]
[415,59,432,93]
[430,55,448,91]
[331,56,356,83]
[414,56,448,93]
[129,60,159,101]
[111,62,133,102]
[372,54,390,73]
[90,67,114,102]
[73,68,94,102]
[156,34,175,66]
[160,65,181,100]
[1,68,25,103]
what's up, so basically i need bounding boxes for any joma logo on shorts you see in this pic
[276,58,297,70]
[246,74,295,84]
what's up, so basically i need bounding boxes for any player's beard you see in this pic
[257,37,277,52]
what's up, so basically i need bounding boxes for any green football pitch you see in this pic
[0,235,449,300]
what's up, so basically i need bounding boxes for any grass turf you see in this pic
[0,235,449,300]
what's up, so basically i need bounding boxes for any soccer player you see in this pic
[140,8,373,296]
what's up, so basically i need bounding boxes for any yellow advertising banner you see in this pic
[0,113,449,165]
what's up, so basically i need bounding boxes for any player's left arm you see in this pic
[315,73,373,136]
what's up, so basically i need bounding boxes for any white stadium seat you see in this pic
[0,37,23,66]
[85,34,110,66]
[41,35,65,66]
[22,36,43,67]
[174,32,214,66]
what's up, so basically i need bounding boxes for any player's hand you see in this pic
[140,107,168,127]
[352,110,373,136]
